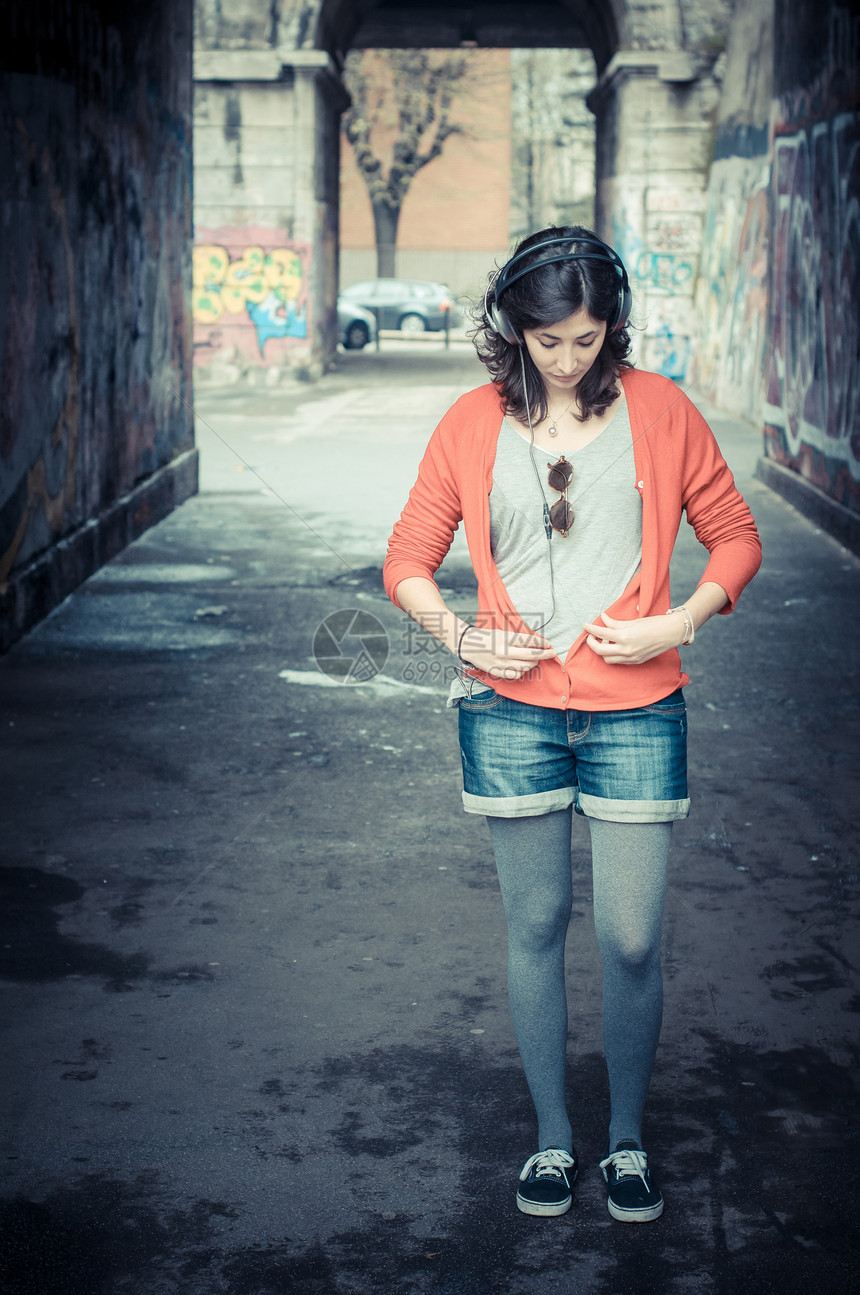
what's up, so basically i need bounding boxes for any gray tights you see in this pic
[487,809,670,1154]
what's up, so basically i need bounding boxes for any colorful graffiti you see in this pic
[764,110,860,509]
[192,230,310,361]
[611,192,701,381]
[648,314,692,383]
[630,249,695,293]
[692,158,770,418]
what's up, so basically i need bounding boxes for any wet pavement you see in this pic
[1,339,858,1294]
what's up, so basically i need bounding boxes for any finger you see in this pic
[582,620,615,640]
[509,637,554,653]
[503,647,557,661]
[583,612,613,631]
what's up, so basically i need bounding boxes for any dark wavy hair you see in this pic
[472,225,634,424]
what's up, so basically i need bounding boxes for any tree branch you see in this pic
[342,49,473,247]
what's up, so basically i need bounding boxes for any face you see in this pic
[521,307,608,399]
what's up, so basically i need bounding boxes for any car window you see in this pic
[343,281,375,299]
[374,281,405,303]
[410,283,434,299]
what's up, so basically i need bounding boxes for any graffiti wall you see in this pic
[609,185,703,383]
[693,157,770,419]
[695,0,859,515]
[764,99,860,510]
[193,228,311,376]
[0,0,194,648]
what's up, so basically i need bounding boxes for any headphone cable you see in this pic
[520,344,559,638]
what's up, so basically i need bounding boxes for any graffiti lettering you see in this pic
[765,112,860,504]
[192,241,308,353]
[648,325,690,383]
[610,199,700,380]
[693,161,769,415]
[631,250,694,293]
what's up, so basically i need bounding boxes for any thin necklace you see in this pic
[546,400,577,438]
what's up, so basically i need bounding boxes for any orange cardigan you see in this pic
[384,369,762,711]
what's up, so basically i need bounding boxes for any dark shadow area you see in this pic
[0,868,149,988]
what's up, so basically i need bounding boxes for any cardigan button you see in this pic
[560,695,567,704]
[637,480,644,489]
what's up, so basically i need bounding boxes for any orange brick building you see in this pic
[339,49,513,298]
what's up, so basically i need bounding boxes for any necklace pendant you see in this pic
[548,425,558,438]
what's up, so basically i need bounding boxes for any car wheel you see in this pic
[399,313,426,335]
[344,321,370,350]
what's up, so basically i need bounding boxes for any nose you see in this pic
[555,347,578,375]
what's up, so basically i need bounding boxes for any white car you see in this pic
[337,297,377,350]
[339,279,457,333]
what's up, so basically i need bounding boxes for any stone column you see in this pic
[290,54,349,377]
[588,51,720,382]
[193,48,347,385]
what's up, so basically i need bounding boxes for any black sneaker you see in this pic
[599,1141,664,1222]
[516,1147,578,1216]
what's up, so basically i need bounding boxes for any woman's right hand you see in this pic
[458,625,557,681]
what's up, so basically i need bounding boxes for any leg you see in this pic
[487,808,574,1154]
[588,818,671,1150]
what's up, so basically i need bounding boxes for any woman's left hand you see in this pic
[583,612,684,665]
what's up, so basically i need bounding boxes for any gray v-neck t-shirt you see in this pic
[488,395,642,660]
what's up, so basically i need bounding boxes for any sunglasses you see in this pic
[547,456,575,536]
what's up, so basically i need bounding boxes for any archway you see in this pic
[192,0,727,383]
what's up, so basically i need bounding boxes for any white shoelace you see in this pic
[599,1147,649,1186]
[519,1149,576,1183]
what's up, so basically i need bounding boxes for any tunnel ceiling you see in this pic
[350,3,588,51]
[318,0,619,70]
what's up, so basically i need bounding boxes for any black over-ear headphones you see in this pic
[484,234,632,345]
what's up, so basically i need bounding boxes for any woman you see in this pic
[383,227,761,1223]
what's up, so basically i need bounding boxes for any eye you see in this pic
[578,335,598,348]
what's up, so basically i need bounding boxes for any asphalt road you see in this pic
[1,338,857,1294]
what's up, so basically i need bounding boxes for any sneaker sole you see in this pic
[607,1198,664,1223]
[516,1192,572,1217]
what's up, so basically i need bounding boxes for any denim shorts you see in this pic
[455,687,690,822]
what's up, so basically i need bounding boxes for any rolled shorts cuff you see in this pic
[461,787,576,818]
[577,792,691,823]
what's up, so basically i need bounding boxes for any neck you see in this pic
[546,397,580,424]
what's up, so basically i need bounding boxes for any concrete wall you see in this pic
[694,0,860,528]
[590,55,724,380]
[193,71,312,383]
[0,0,196,651]
[691,1,773,421]
[578,1,733,380]
[509,49,597,240]
[764,1,860,516]
[193,48,347,385]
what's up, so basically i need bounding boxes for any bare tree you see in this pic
[343,50,471,277]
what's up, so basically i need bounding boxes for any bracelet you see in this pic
[666,604,695,645]
[457,623,476,666]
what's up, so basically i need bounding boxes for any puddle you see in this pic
[0,867,148,987]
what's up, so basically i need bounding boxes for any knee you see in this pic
[507,897,571,955]
[601,932,660,975]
